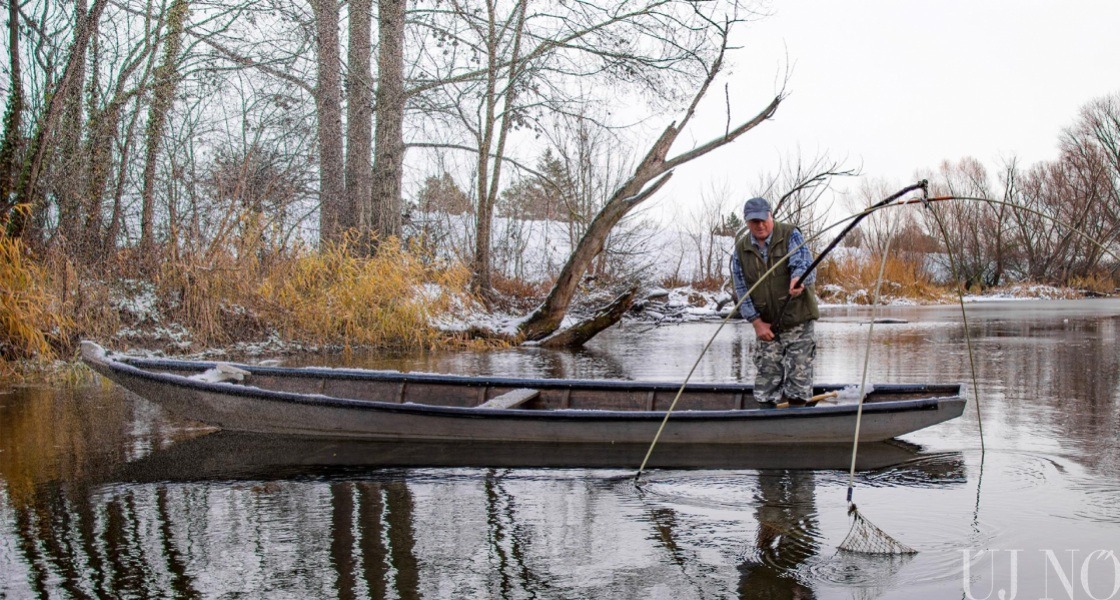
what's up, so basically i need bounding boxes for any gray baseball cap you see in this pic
[743,197,771,221]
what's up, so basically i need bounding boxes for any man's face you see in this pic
[747,214,774,241]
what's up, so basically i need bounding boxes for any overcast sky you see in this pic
[658,0,1120,222]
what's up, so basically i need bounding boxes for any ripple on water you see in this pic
[856,453,968,489]
[806,551,916,587]
[763,508,1005,593]
[1072,484,1120,524]
[732,516,823,569]
[632,472,765,512]
[996,452,1069,491]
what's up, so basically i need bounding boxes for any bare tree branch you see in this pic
[518,22,783,342]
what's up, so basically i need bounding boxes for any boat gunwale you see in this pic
[85,344,966,423]
[114,354,961,395]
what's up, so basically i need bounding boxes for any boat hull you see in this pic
[82,342,966,445]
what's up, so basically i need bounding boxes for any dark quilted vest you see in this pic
[735,221,820,328]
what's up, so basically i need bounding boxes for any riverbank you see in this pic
[2,277,1112,386]
[6,224,1118,381]
[627,281,1105,326]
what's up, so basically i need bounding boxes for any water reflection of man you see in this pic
[731,197,819,409]
[737,469,818,598]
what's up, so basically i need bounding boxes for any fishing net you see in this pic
[837,504,917,555]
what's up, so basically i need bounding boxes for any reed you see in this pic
[1069,272,1119,296]
[491,274,550,312]
[689,275,726,293]
[0,233,73,370]
[816,253,946,304]
[258,237,475,350]
[155,248,266,345]
[658,273,691,290]
[2,230,486,380]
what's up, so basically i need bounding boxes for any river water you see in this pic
[2,299,1119,599]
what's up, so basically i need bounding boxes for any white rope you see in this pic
[924,200,986,454]
[633,185,938,480]
[846,230,896,502]
[634,246,797,478]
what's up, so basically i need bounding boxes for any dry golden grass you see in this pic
[155,249,266,345]
[689,275,726,293]
[488,273,551,314]
[816,253,948,304]
[1069,273,1119,295]
[0,233,74,368]
[492,273,549,302]
[45,247,121,344]
[3,232,484,379]
[258,237,475,351]
[658,273,691,289]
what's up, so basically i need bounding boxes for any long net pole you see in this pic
[634,181,930,481]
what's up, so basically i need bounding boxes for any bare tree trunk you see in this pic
[55,0,90,248]
[82,87,137,261]
[471,0,527,297]
[371,0,404,241]
[314,0,346,246]
[78,29,106,258]
[9,0,108,240]
[106,96,146,255]
[470,3,500,296]
[473,134,495,293]
[0,0,23,220]
[345,0,372,242]
[139,0,189,256]
[519,46,781,341]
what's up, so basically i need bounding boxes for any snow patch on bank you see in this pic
[960,284,1078,302]
[98,214,1108,356]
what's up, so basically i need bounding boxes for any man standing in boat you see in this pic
[731,197,819,409]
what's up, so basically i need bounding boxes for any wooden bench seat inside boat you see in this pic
[477,388,540,409]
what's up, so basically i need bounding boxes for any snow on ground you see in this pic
[108,279,195,353]
[99,215,1109,356]
[960,283,1080,302]
[102,278,1098,359]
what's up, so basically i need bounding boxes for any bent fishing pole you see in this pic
[770,179,930,337]
[633,181,932,482]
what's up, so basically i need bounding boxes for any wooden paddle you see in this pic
[775,390,840,409]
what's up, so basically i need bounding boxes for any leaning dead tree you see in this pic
[517,37,783,347]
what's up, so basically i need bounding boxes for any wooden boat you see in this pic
[81,341,966,445]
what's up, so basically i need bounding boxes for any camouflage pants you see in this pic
[753,321,816,404]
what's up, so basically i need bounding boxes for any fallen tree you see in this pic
[517,28,783,347]
[535,287,639,348]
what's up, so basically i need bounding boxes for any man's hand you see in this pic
[789,276,804,298]
[752,318,774,341]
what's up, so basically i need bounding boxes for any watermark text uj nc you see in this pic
[962,549,1120,600]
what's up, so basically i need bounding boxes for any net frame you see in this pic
[837,504,917,555]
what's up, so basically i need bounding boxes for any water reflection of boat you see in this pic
[110,432,966,483]
[82,342,966,446]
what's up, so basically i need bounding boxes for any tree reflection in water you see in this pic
[0,387,964,598]
[5,300,1119,597]
[329,481,419,599]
